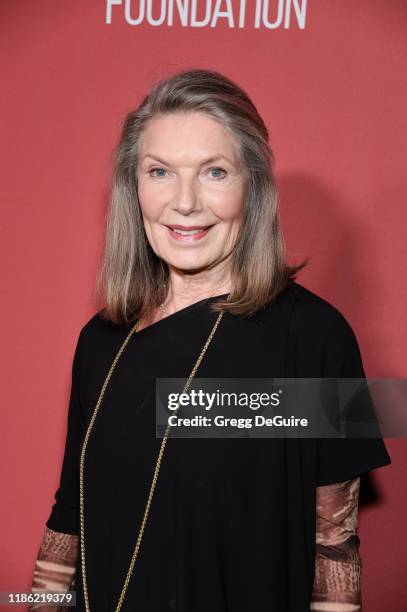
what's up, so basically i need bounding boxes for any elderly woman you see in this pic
[30,69,391,611]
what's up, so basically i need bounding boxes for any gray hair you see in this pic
[95,68,307,324]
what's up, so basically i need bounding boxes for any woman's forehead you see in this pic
[139,112,241,165]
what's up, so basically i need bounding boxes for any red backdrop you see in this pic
[1,1,406,609]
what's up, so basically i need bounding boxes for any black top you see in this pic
[46,281,391,611]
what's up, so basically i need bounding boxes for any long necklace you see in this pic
[159,302,170,316]
[79,303,226,612]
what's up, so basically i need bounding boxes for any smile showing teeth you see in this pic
[172,228,205,236]
[166,224,213,242]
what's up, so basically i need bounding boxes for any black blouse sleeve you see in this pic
[316,313,392,486]
[45,328,87,535]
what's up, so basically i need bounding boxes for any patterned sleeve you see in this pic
[311,477,362,611]
[29,526,79,612]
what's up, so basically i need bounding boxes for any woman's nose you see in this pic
[172,176,202,214]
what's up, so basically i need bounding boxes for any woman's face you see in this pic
[136,111,248,274]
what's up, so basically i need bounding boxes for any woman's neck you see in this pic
[136,264,232,332]
[162,265,232,314]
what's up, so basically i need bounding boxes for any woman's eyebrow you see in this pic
[142,153,234,166]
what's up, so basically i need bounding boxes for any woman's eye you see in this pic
[208,167,227,180]
[148,166,227,180]
[149,167,168,178]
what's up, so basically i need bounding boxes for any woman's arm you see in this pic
[29,526,79,612]
[311,477,362,611]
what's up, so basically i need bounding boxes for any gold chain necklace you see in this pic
[79,306,225,612]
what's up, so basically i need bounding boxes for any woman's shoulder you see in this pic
[76,309,133,356]
[279,281,357,343]
[275,281,364,376]
[76,283,358,351]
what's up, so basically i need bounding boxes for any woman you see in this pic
[30,68,391,611]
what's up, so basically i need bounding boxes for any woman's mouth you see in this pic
[165,225,214,242]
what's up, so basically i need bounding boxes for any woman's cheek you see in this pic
[138,190,165,219]
[208,188,245,219]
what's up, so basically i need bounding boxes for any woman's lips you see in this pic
[166,225,214,242]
